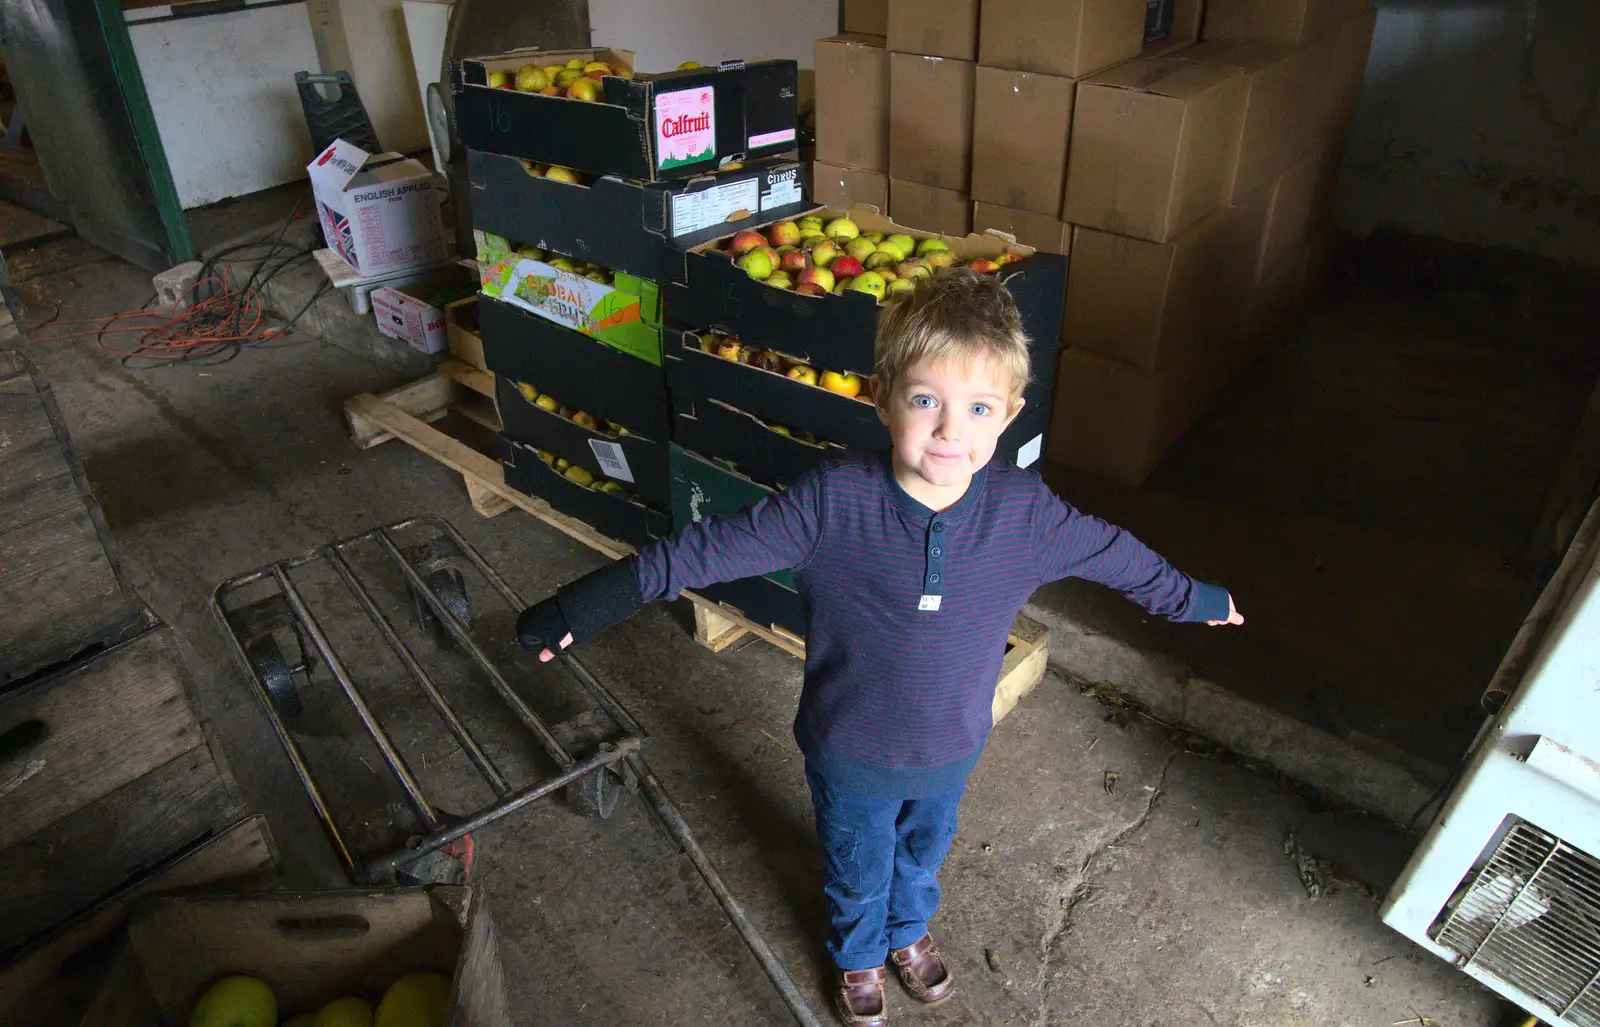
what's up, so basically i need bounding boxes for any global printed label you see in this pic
[655,86,716,171]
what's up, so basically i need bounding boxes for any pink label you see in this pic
[749,127,797,149]
[655,86,716,170]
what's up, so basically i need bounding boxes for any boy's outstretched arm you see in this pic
[1033,489,1242,626]
[517,470,825,659]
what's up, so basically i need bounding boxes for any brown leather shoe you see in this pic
[834,965,889,1026]
[889,934,954,1004]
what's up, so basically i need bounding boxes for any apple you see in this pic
[698,332,720,352]
[886,234,917,259]
[765,272,794,289]
[572,410,599,430]
[515,382,539,402]
[924,250,957,268]
[583,61,613,74]
[808,239,840,268]
[614,65,634,79]
[736,248,774,280]
[514,66,548,92]
[539,86,561,96]
[544,166,581,184]
[535,393,560,413]
[564,465,595,487]
[861,231,884,244]
[553,457,571,472]
[798,215,824,231]
[556,68,583,88]
[877,268,897,281]
[567,77,601,101]
[896,259,930,280]
[515,244,545,260]
[547,257,576,272]
[996,251,1024,265]
[770,425,791,436]
[798,229,826,246]
[565,58,586,70]
[916,238,950,257]
[832,277,851,294]
[824,217,859,241]
[716,339,743,361]
[830,254,864,279]
[779,249,808,275]
[863,250,897,271]
[487,70,511,89]
[599,481,629,495]
[887,277,917,298]
[543,64,566,79]
[796,266,835,292]
[188,976,275,1027]
[729,229,766,257]
[795,282,827,296]
[585,270,612,284]
[786,364,818,385]
[819,370,862,397]
[847,272,887,300]
[767,221,801,247]
[967,257,1001,273]
[678,60,704,70]
[844,236,877,263]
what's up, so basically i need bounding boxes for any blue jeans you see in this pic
[805,766,967,971]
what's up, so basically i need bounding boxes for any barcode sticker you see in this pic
[1017,433,1043,469]
[588,440,635,483]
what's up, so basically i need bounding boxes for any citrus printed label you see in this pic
[655,86,716,171]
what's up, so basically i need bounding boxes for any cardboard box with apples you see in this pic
[452,48,799,182]
[503,436,671,549]
[667,205,1068,374]
[469,151,810,285]
[496,375,672,507]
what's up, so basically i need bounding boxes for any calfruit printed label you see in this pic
[655,86,715,171]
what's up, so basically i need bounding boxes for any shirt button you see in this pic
[930,546,941,557]
[932,522,945,533]
[928,573,941,584]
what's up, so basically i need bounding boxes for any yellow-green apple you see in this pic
[895,259,930,280]
[779,249,808,275]
[736,248,774,280]
[887,277,917,298]
[798,216,824,233]
[599,481,628,495]
[515,65,548,92]
[571,410,599,429]
[547,256,576,271]
[535,393,560,413]
[187,976,276,1027]
[716,338,743,361]
[916,237,950,257]
[554,457,571,472]
[819,370,862,397]
[699,332,720,352]
[807,239,840,267]
[565,58,586,70]
[544,166,581,184]
[832,277,851,293]
[770,425,791,436]
[829,254,864,279]
[798,229,826,246]
[535,449,556,465]
[885,234,916,259]
[728,229,765,256]
[862,250,897,271]
[677,60,703,69]
[847,272,887,299]
[515,381,539,402]
[488,70,511,89]
[844,236,877,263]
[767,221,801,247]
[515,244,545,260]
[877,267,897,281]
[796,266,835,292]
[861,231,884,244]
[765,272,793,289]
[564,465,595,487]
[583,61,612,74]
[566,77,601,101]
[824,217,859,241]
[924,249,957,268]
[584,270,611,283]
[786,364,818,385]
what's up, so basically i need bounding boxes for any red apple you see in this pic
[830,254,864,279]
[728,230,766,257]
[767,220,801,248]
[779,249,808,275]
[796,266,835,292]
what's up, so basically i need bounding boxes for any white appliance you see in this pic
[1383,499,1600,1025]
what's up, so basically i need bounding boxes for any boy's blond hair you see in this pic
[873,268,1030,404]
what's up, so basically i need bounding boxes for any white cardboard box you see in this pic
[307,139,447,276]
[371,283,449,354]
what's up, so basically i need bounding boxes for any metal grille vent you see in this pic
[1434,822,1600,1025]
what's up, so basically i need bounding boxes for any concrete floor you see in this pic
[6,209,1516,1024]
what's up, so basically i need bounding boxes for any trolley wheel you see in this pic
[245,634,303,720]
[568,766,622,820]
[412,567,470,649]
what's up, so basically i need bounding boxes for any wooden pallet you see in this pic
[344,371,1051,723]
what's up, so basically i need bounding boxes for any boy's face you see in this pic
[876,352,1024,492]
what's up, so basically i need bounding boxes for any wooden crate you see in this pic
[0,627,239,953]
[0,350,147,686]
[81,887,508,1027]
[344,376,1053,722]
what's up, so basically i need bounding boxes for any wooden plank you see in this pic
[345,371,462,450]
[0,504,144,685]
[0,373,78,534]
[465,476,513,518]
[992,614,1050,724]
[442,357,495,400]
[692,603,752,653]
[0,628,206,850]
[0,817,278,1027]
[452,395,502,434]
[0,744,236,952]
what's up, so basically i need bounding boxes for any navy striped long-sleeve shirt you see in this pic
[636,453,1229,797]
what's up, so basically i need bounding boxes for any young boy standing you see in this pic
[517,270,1242,1025]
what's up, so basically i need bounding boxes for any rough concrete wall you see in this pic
[1339,0,1600,269]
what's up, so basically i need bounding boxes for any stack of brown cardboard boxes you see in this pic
[813,1,893,213]
[1050,0,1376,484]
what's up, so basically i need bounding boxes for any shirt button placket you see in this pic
[925,520,947,596]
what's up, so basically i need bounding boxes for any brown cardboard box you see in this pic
[891,179,973,236]
[889,52,977,190]
[979,0,1148,78]
[970,66,1076,217]
[1241,236,1308,360]
[972,201,1072,253]
[888,0,980,59]
[844,0,890,35]
[1257,146,1337,274]
[1063,58,1244,242]
[1203,0,1372,47]
[1064,188,1269,372]
[1048,345,1228,485]
[815,34,890,172]
[813,160,891,211]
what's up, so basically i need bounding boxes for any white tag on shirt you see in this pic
[588,439,634,483]
[918,594,942,611]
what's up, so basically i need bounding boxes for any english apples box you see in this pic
[474,230,663,364]
[1064,188,1269,373]
[452,48,799,181]
[812,161,890,211]
[815,34,890,173]
[1063,58,1245,242]
[495,376,672,507]
[478,295,670,438]
[888,180,971,237]
[669,205,1067,373]
[305,139,448,277]
[978,0,1148,78]
[469,151,810,286]
[970,67,1077,218]
[887,0,980,60]
[888,53,975,191]
[1203,0,1373,46]
[503,437,671,550]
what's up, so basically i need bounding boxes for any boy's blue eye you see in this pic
[971,403,992,416]
[912,395,936,408]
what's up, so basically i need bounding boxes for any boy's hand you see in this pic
[1207,594,1244,626]
[516,598,575,662]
